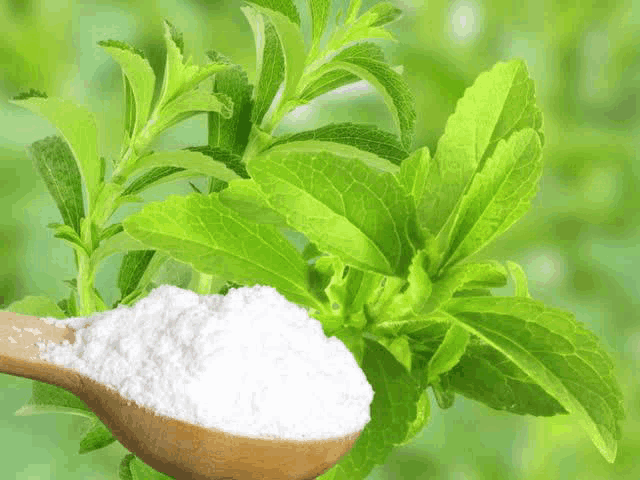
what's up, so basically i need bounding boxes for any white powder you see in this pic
[37,284,374,440]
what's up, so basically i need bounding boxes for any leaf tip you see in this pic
[163,18,185,54]
[97,39,146,59]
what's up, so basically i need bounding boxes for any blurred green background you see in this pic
[1,0,638,478]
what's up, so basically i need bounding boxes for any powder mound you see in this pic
[37,284,374,440]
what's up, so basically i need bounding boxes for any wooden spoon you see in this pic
[0,311,360,480]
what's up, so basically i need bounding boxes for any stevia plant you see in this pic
[2,0,625,478]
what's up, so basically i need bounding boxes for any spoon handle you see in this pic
[0,311,81,392]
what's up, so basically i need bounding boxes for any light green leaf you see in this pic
[421,261,508,315]
[241,7,284,125]
[507,260,531,297]
[345,0,362,24]
[206,51,254,155]
[269,122,409,165]
[78,417,117,454]
[305,42,415,149]
[122,192,323,310]
[442,128,543,269]
[398,389,430,446]
[2,295,66,318]
[14,381,92,418]
[245,0,301,25]
[318,338,422,480]
[156,20,229,109]
[121,166,199,197]
[445,296,625,462]
[324,1,401,54]
[313,256,384,319]
[154,89,233,135]
[10,94,101,210]
[417,59,543,239]
[98,40,155,138]
[218,178,289,226]
[308,0,331,49]
[127,150,241,184]
[264,139,401,174]
[376,335,412,372]
[119,455,173,480]
[247,149,419,277]
[245,3,306,124]
[373,249,432,326]
[298,68,361,103]
[27,136,85,236]
[427,324,470,383]
[46,223,90,257]
[397,146,431,215]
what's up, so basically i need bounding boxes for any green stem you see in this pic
[77,220,97,316]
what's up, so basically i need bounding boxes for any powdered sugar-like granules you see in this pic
[36,284,374,440]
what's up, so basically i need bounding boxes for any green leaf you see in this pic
[98,39,156,138]
[376,335,412,372]
[206,52,254,155]
[427,323,470,383]
[247,149,418,277]
[119,454,173,480]
[264,139,401,174]
[445,337,567,416]
[269,122,408,165]
[127,149,241,184]
[28,136,85,236]
[441,128,543,269]
[417,59,543,239]
[122,192,323,311]
[121,166,190,196]
[318,338,422,480]
[117,250,156,298]
[345,0,362,24]
[308,0,331,50]
[324,2,401,54]
[46,223,90,257]
[444,296,625,462]
[398,389,430,446]
[156,20,230,109]
[298,68,362,103]
[245,0,301,25]
[372,249,432,328]
[304,42,415,149]
[154,89,232,137]
[241,7,285,125]
[217,178,289,226]
[507,260,531,297]
[421,261,508,315]
[396,146,431,216]
[2,295,66,318]
[14,381,92,418]
[78,417,117,454]
[244,2,306,124]
[10,95,102,210]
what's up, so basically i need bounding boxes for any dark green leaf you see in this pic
[445,296,625,462]
[318,338,422,480]
[28,136,85,235]
[269,122,408,164]
[206,53,254,155]
[117,250,156,298]
[78,417,116,454]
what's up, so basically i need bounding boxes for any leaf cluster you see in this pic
[3,0,624,478]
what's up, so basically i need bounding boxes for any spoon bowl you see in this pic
[0,311,361,479]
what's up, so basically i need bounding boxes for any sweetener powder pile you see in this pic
[36,284,374,440]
